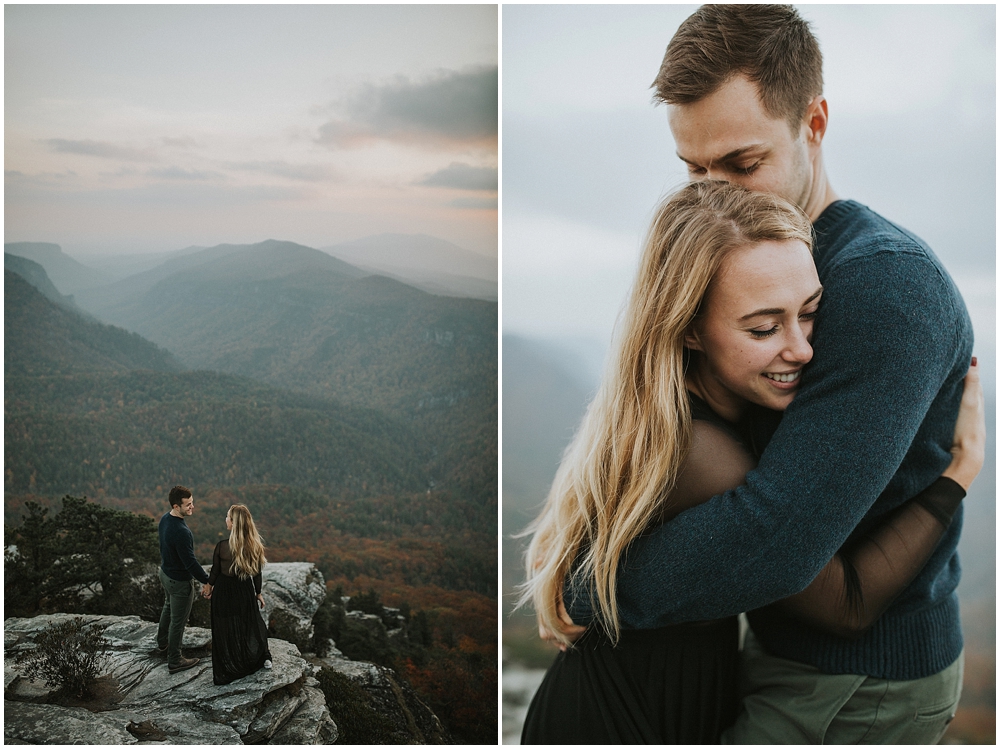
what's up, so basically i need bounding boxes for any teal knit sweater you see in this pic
[566,200,972,680]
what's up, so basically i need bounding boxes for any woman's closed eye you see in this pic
[749,326,779,339]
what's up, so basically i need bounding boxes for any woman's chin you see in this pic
[748,387,798,412]
[771,391,798,411]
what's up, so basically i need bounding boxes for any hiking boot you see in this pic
[149,644,168,658]
[168,656,200,674]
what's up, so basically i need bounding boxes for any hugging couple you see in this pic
[154,485,273,687]
[518,5,985,745]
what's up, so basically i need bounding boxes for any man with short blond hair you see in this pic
[564,5,970,743]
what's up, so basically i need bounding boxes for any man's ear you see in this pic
[803,95,829,148]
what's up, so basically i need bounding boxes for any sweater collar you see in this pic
[814,199,861,231]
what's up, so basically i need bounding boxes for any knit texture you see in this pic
[566,200,972,680]
[159,512,211,584]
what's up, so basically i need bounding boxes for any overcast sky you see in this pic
[503,4,995,388]
[5,4,497,257]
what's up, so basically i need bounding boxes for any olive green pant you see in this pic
[723,630,963,744]
[156,568,196,667]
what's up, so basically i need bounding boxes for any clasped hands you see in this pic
[199,583,265,610]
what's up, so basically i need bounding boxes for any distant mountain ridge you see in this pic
[74,239,367,316]
[9,237,497,502]
[76,245,208,281]
[323,233,497,301]
[5,270,431,496]
[4,241,108,294]
[5,254,80,313]
[5,270,181,375]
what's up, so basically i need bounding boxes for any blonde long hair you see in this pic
[228,504,267,579]
[518,181,812,644]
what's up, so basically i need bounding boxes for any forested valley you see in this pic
[4,240,497,742]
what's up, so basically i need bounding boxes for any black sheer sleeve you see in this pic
[666,419,965,638]
[771,477,965,638]
[208,541,222,585]
[253,571,262,595]
[660,420,755,523]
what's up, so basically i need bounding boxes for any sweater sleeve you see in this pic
[253,571,263,596]
[180,527,210,584]
[566,251,967,627]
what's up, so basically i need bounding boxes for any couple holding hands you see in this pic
[155,485,272,686]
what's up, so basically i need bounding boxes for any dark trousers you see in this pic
[157,568,195,667]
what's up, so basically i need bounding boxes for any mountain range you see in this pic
[322,234,496,301]
[7,237,497,503]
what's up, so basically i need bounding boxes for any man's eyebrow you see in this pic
[677,144,768,167]
[739,287,824,321]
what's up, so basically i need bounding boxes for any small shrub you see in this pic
[15,617,111,698]
[317,667,396,744]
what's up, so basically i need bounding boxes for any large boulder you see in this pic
[3,613,334,744]
[260,563,327,650]
[317,655,450,744]
[267,677,338,744]
[4,702,138,745]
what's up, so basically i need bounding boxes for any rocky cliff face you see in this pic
[3,563,448,745]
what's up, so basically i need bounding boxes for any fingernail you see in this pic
[972,357,977,367]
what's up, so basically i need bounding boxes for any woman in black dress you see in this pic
[202,504,272,686]
[517,182,984,743]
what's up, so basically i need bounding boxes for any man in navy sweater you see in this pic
[562,6,972,743]
[155,485,211,674]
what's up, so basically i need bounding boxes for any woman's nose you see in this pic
[783,325,813,363]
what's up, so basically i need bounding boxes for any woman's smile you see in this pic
[685,238,821,421]
[763,369,802,387]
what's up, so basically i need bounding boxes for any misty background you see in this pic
[502,5,995,743]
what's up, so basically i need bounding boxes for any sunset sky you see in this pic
[5,4,498,257]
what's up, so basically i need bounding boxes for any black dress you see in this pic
[522,397,743,744]
[521,617,739,744]
[520,395,966,744]
[208,539,271,686]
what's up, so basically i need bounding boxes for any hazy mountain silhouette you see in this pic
[74,239,366,316]
[5,270,431,496]
[5,254,81,313]
[60,239,496,501]
[5,269,181,375]
[502,334,591,520]
[4,242,108,294]
[77,245,208,282]
[323,234,496,301]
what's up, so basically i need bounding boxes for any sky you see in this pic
[5,5,498,258]
[503,4,996,390]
